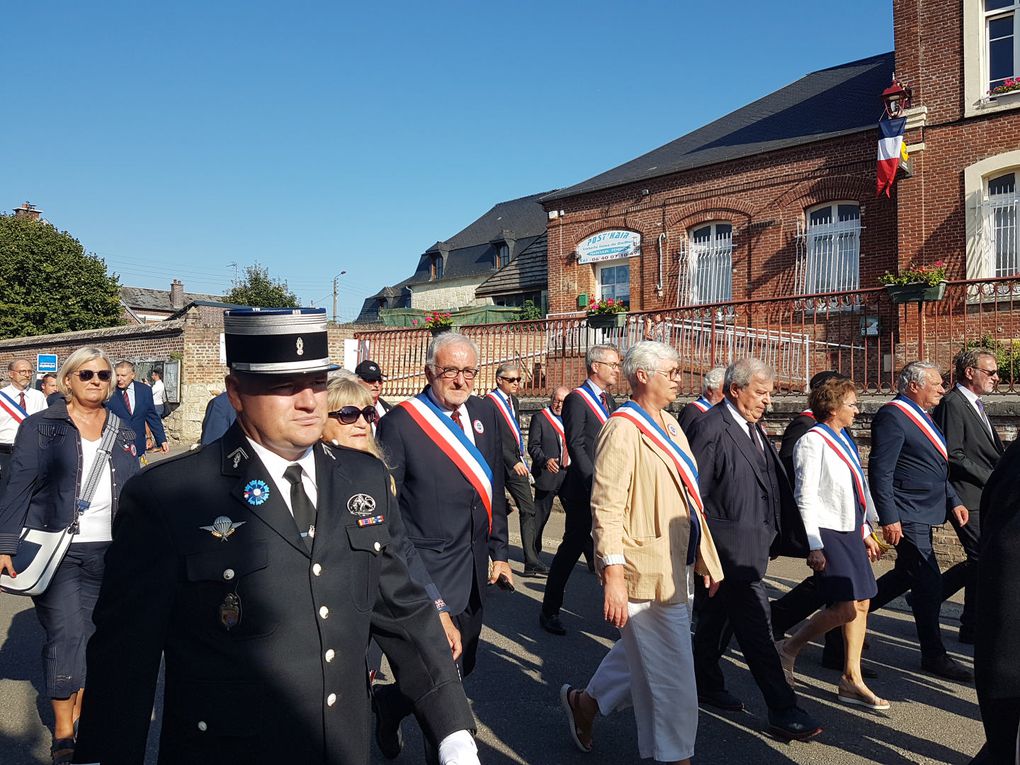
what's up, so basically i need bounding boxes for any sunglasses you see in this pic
[498,376,521,383]
[75,369,113,382]
[328,406,378,425]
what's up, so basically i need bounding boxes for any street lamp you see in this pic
[332,270,347,323]
[881,74,913,118]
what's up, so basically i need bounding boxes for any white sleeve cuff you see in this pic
[600,554,626,567]
[438,729,479,764]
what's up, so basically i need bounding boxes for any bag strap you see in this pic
[75,412,123,517]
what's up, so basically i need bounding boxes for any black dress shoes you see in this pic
[539,611,567,635]
[522,566,550,578]
[921,654,974,683]
[768,706,823,741]
[697,689,744,712]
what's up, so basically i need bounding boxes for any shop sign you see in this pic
[576,230,641,264]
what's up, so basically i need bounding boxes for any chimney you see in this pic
[170,279,185,310]
[13,201,42,221]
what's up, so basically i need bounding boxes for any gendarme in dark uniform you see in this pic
[73,308,475,765]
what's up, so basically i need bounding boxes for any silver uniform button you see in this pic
[197,721,208,732]
[312,563,322,576]
[223,569,235,581]
[325,649,335,662]
[319,606,329,619]
[373,541,382,552]
[327,693,337,706]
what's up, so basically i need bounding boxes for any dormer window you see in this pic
[430,254,445,281]
[495,243,511,270]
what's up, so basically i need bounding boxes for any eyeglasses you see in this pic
[75,369,112,382]
[434,367,479,380]
[12,368,34,375]
[595,360,621,370]
[653,368,682,380]
[328,406,378,425]
[972,366,1000,377]
[498,376,521,383]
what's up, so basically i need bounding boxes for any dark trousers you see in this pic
[978,695,1020,765]
[506,473,540,570]
[541,491,593,617]
[693,577,797,712]
[871,522,947,661]
[530,484,563,563]
[941,508,981,633]
[31,542,108,699]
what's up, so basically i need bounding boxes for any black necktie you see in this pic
[284,464,316,550]
[747,421,763,452]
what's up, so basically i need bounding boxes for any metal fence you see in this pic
[354,276,1020,397]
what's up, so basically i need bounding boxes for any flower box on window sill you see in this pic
[885,281,947,304]
[586,313,628,329]
[980,90,1020,109]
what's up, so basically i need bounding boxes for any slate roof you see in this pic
[120,285,223,312]
[476,233,548,296]
[543,52,895,203]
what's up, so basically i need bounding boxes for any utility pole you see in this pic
[332,270,347,323]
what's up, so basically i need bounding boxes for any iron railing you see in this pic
[354,276,1020,397]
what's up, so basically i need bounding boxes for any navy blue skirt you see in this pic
[816,511,878,604]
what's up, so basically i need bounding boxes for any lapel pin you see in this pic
[201,516,247,541]
[244,479,270,506]
[473,420,484,434]
[227,447,249,470]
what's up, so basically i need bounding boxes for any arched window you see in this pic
[679,222,732,305]
[798,202,861,294]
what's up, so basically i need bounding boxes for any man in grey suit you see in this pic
[932,348,1004,645]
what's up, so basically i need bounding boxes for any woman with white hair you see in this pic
[589,340,724,763]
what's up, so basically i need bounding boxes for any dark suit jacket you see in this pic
[528,409,567,493]
[561,384,617,510]
[376,392,508,615]
[676,400,711,434]
[106,380,166,456]
[687,404,805,581]
[484,391,525,472]
[869,399,963,527]
[932,386,1004,512]
[378,397,393,413]
[779,413,817,489]
[201,392,237,445]
[73,425,473,765]
[976,439,1020,699]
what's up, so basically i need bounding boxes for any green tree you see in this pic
[224,263,299,308]
[0,213,123,339]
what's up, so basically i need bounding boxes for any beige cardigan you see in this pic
[591,410,725,604]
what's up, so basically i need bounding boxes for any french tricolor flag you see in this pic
[877,117,909,197]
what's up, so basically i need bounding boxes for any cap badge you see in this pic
[244,479,270,506]
[296,337,304,356]
[200,516,247,541]
[347,493,377,516]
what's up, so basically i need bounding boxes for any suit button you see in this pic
[325,649,335,662]
[327,693,337,706]
[319,606,329,619]
[312,563,322,576]
[222,569,235,581]
[197,721,208,732]
[373,541,382,552]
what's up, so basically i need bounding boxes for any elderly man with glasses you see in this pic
[0,359,47,485]
[375,332,510,763]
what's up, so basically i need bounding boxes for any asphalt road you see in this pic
[0,510,983,764]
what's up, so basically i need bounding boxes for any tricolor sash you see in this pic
[884,397,948,461]
[800,408,815,419]
[810,423,871,538]
[691,397,711,413]
[398,394,494,531]
[486,390,525,461]
[540,407,568,466]
[573,381,610,424]
[0,391,28,425]
[611,402,706,563]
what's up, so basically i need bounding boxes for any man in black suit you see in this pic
[356,359,393,423]
[527,386,570,575]
[374,332,510,759]
[73,308,478,765]
[932,348,1004,645]
[485,363,543,576]
[106,361,168,458]
[540,344,619,636]
[974,439,1020,763]
[688,357,821,741]
[677,366,725,433]
[869,361,972,682]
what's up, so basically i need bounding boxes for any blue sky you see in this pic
[1,1,893,321]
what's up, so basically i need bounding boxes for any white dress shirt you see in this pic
[244,438,317,515]
[0,384,47,444]
[956,383,994,436]
[426,388,475,446]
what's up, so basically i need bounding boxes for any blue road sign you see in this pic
[37,354,58,374]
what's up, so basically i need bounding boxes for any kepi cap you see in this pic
[224,307,339,375]
[355,360,385,382]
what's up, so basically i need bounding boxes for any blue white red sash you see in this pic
[885,396,948,461]
[0,391,28,424]
[540,407,568,466]
[611,402,706,526]
[398,394,494,531]
[573,381,610,424]
[800,409,815,419]
[691,397,711,413]
[810,423,871,539]
[486,390,525,460]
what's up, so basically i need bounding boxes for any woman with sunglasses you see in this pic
[0,347,140,764]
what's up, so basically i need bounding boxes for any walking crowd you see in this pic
[0,307,1016,764]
